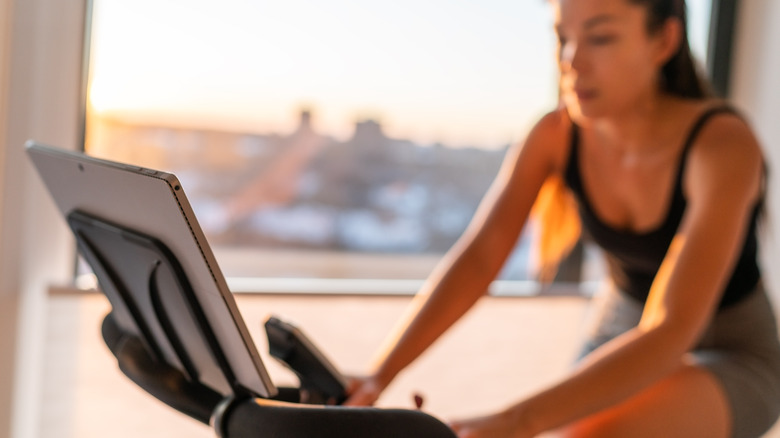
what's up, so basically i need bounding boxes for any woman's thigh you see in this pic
[556,363,730,438]
[573,283,780,438]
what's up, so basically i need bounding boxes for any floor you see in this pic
[37,291,780,437]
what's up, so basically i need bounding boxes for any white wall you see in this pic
[0,0,85,437]
[730,0,780,300]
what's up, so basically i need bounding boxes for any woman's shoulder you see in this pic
[520,108,573,169]
[687,99,760,155]
[495,109,573,184]
[685,98,749,130]
[667,98,757,157]
[532,107,573,136]
[684,99,764,202]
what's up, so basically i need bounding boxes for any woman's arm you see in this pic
[504,113,765,435]
[344,110,571,405]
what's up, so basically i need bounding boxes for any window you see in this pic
[84,0,715,291]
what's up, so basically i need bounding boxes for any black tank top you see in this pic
[564,107,761,307]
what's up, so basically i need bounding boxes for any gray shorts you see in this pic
[578,283,780,438]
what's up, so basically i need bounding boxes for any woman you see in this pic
[345,0,780,436]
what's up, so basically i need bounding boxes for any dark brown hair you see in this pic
[629,0,711,98]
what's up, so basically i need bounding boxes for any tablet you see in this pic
[26,141,277,399]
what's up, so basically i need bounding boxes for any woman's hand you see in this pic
[341,375,386,406]
[449,407,537,438]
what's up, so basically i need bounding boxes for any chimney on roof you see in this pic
[299,109,312,131]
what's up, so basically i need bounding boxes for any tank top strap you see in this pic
[673,105,740,188]
[679,105,740,160]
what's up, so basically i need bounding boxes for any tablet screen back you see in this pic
[26,141,277,398]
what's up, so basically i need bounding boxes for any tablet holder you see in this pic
[68,210,455,437]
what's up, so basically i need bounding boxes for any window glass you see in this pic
[85,0,713,285]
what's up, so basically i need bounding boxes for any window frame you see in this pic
[707,0,738,97]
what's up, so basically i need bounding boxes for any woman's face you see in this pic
[555,0,672,120]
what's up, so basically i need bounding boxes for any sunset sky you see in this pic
[88,0,712,149]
